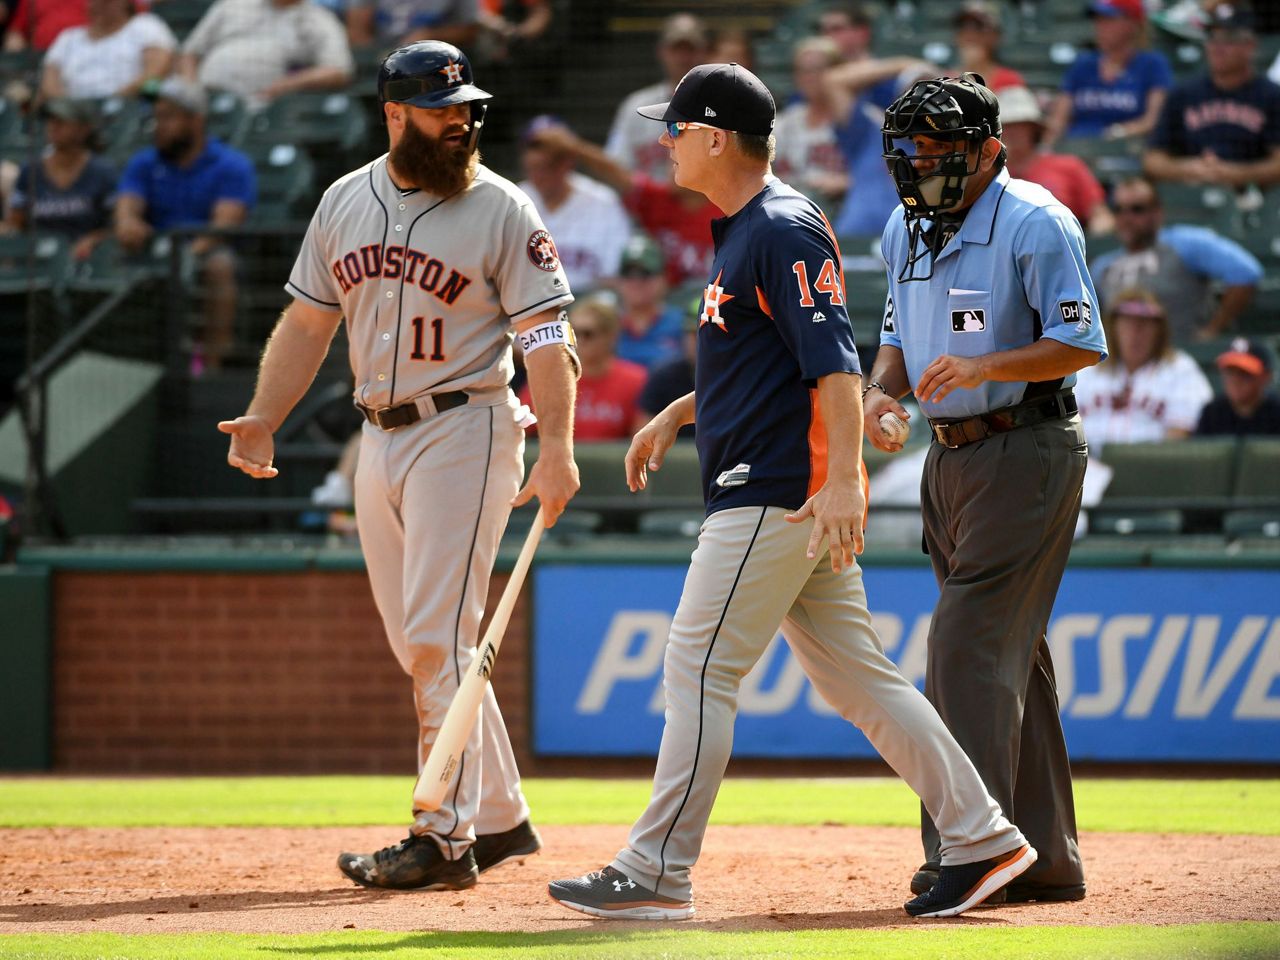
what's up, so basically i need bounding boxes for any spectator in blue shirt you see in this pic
[116,77,255,372]
[613,233,687,370]
[1144,3,1280,189]
[825,54,933,237]
[1044,0,1172,144]
[1092,175,1263,342]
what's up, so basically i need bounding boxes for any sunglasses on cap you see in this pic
[666,121,711,139]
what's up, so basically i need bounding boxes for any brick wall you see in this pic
[52,571,530,774]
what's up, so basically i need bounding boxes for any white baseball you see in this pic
[879,411,910,445]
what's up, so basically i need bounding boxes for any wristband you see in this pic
[861,380,889,401]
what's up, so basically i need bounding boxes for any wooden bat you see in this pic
[412,506,545,812]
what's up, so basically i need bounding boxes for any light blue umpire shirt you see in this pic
[879,167,1108,420]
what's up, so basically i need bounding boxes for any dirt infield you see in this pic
[1,825,1274,934]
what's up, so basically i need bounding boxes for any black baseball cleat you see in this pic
[910,860,940,896]
[548,865,695,920]
[474,819,542,874]
[904,844,1038,918]
[1005,880,1087,903]
[337,833,478,891]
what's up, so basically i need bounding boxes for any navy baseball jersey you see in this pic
[695,178,861,515]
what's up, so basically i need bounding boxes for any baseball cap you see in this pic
[520,113,568,144]
[151,76,207,115]
[1087,0,1145,20]
[1217,337,1273,376]
[1204,3,1256,34]
[40,97,97,124]
[998,86,1043,125]
[660,13,708,48]
[620,234,665,276]
[953,1,1002,30]
[637,62,776,136]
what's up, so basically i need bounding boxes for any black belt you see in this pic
[928,391,1078,449]
[357,390,469,431]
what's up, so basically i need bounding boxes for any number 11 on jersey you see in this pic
[410,316,446,362]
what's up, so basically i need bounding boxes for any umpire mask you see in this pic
[882,74,1003,282]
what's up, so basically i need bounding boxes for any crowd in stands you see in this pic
[1,0,1278,458]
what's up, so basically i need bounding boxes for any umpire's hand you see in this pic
[218,415,279,479]
[862,391,912,454]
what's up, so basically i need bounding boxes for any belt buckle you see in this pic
[373,407,396,431]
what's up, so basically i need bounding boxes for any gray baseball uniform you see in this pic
[287,154,573,856]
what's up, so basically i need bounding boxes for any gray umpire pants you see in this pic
[918,414,1087,890]
[612,505,1027,903]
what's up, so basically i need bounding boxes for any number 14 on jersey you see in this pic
[792,259,844,307]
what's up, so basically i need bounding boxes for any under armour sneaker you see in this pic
[473,819,542,874]
[337,834,478,891]
[904,844,1038,918]
[548,865,695,920]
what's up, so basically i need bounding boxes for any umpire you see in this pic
[863,74,1106,902]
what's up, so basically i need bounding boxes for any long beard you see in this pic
[390,119,480,197]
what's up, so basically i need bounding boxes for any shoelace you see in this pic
[374,835,417,864]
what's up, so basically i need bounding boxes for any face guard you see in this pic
[882,76,1000,282]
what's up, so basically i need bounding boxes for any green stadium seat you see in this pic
[242,91,369,153]
[1223,510,1280,539]
[1089,507,1184,536]
[62,235,168,294]
[244,142,316,222]
[639,441,702,507]
[1234,438,1280,506]
[1058,135,1142,179]
[1099,439,1238,507]
[153,0,216,40]
[637,509,704,539]
[0,233,67,295]
[206,90,250,145]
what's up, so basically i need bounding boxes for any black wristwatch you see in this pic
[862,380,889,401]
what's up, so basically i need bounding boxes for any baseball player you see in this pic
[864,74,1106,903]
[548,63,1036,922]
[219,41,580,891]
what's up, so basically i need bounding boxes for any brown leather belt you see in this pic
[357,390,469,431]
[928,391,1078,449]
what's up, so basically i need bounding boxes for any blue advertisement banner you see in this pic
[532,564,1280,762]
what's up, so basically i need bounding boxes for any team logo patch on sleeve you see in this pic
[527,230,560,272]
[950,308,986,332]
[1059,300,1092,326]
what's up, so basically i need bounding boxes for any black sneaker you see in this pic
[548,865,695,920]
[1005,880,1086,903]
[337,834,478,891]
[904,844,1037,918]
[473,819,542,874]
[910,860,940,895]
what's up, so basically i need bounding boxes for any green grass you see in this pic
[0,777,1277,835]
[1,925,1277,960]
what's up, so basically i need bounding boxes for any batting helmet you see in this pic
[378,41,492,151]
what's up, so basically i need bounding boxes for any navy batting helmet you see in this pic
[378,41,492,150]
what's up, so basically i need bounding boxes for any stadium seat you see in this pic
[244,142,316,223]
[242,92,369,154]
[639,442,703,507]
[0,233,68,296]
[153,0,216,39]
[1234,438,1280,507]
[207,91,250,145]
[62,235,168,295]
[636,509,704,539]
[1089,507,1184,536]
[1099,439,1238,507]
[1223,510,1280,539]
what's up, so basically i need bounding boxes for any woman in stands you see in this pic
[1074,288,1213,453]
[1043,0,1172,144]
[3,97,115,259]
[39,0,175,101]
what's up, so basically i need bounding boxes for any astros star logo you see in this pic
[701,269,734,330]
[440,61,464,84]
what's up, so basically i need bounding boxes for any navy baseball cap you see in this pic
[637,62,776,136]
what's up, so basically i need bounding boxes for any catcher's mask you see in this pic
[882,73,1003,282]
[378,40,491,153]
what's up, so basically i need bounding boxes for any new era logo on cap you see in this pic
[705,106,717,117]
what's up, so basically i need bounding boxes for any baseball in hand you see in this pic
[879,411,910,446]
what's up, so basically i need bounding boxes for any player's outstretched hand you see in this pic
[785,478,866,573]
[512,445,579,527]
[218,415,279,479]
[863,390,911,454]
[625,412,681,493]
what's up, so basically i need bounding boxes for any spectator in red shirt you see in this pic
[1000,86,1115,236]
[949,1,1024,92]
[529,123,719,286]
[520,294,648,442]
[4,0,85,52]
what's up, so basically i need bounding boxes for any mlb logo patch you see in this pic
[1059,300,1092,325]
[951,308,986,333]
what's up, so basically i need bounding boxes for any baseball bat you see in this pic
[412,506,546,812]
